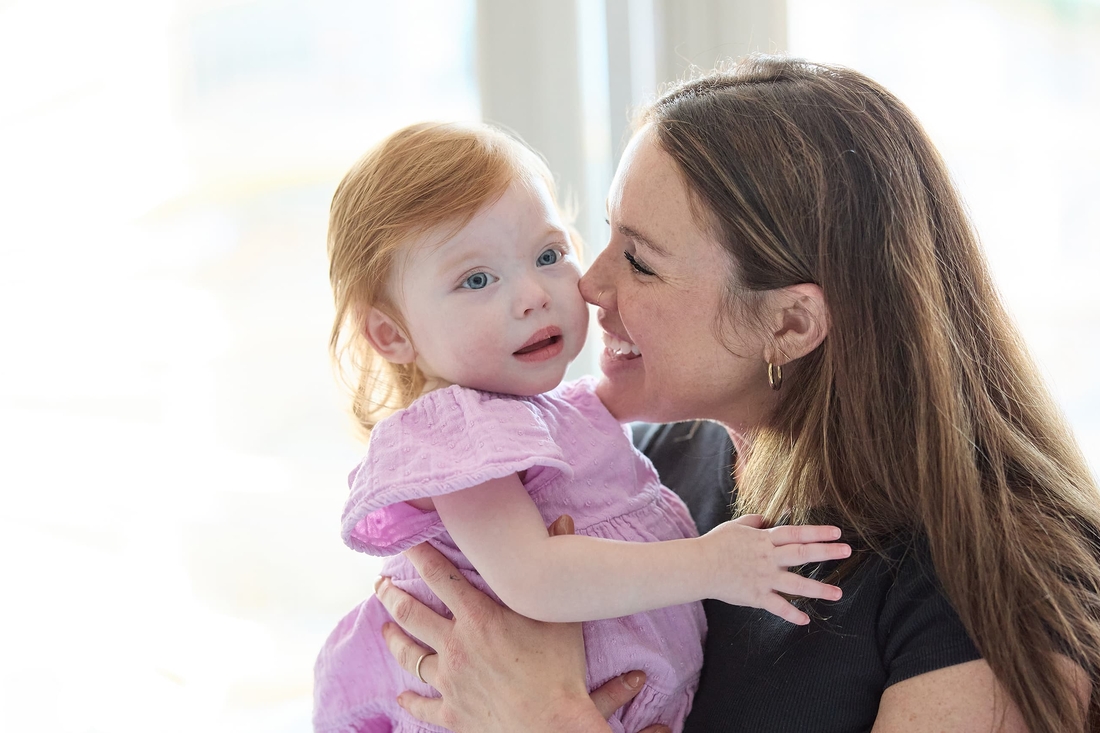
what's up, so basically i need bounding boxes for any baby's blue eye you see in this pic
[537,248,560,266]
[462,272,495,290]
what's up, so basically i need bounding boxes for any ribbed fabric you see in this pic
[633,421,982,733]
[313,379,706,733]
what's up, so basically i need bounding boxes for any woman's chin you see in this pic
[595,360,647,423]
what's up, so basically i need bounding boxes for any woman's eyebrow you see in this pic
[617,223,670,257]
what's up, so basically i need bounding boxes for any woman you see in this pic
[372,56,1100,732]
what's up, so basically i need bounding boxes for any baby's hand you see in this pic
[701,514,851,625]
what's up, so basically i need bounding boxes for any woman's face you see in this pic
[579,126,777,430]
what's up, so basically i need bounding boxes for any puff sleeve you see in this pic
[341,386,575,556]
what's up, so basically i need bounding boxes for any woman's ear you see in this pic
[364,308,416,364]
[768,283,828,364]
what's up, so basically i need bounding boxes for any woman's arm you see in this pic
[432,473,849,624]
[376,522,671,733]
[872,656,1089,732]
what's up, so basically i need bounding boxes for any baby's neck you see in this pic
[418,376,455,397]
[416,376,566,400]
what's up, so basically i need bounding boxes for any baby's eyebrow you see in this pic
[537,224,571,248]
[434,243,483,275]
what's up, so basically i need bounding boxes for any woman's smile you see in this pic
[601,330,641,358]
[579,126,773,427]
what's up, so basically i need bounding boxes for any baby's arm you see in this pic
[431,474,850,625]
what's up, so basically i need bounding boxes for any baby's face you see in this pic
[393,175,589,396]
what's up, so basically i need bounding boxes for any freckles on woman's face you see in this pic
[580,126,774,429]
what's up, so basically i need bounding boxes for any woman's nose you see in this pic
[578,248,612,307]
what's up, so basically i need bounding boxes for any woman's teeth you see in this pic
[603,332,641,357]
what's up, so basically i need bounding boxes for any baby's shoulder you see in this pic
[379,384,537,434]
[549,375,602,408]
[366,385,562,461]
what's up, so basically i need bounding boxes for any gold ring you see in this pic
[415,651,433,685]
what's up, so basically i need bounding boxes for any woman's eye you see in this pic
[461,272,497,290]
[623,251,656,276]
[537,248,560,266]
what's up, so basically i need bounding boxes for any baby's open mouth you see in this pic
[514,335,562,355]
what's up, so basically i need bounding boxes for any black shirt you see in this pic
[632,421,982,733]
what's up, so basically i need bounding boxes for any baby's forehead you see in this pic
[392,226,457,278]
[413,227,487,268]
[393,222,493,283]
[421,183,565,246]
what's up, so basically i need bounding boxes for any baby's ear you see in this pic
[363,308,415,364]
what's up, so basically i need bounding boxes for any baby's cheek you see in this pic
[574,297,590,331]
[462,329,505,368]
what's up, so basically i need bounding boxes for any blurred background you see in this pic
[1,0,1098,730]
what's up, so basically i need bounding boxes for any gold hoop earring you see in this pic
[596,290,605,307]
[767,362,783,391]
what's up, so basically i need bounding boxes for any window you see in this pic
[789,0,1100,474]
[0,2,476,730]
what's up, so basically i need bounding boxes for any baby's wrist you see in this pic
[694,531,725,599]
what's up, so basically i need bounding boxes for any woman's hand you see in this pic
[702,514,851,625]
[376,515,670,733]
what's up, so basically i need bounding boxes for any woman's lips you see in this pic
[598,330,642,376]
[602,330,641,358]
[599,343,642,377]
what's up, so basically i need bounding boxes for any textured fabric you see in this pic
[633,420,983,733]
[314,379,706,733]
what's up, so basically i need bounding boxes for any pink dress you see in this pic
[313,377,706,733]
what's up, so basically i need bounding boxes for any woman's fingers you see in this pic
[548,514,575,537]
[395,691,445,727]
[381,621,438,685]
[375,575,452,651]
[589,670,647,719]
[403,542,488,617]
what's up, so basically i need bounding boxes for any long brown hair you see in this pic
[327,122,562,434]
[643,56,1100,731]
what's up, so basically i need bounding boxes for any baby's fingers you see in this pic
[768,524,842,545]
[775,572,843,602]
[732,513,765,528]
[775,541,851,567]
[761,593,812,626]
